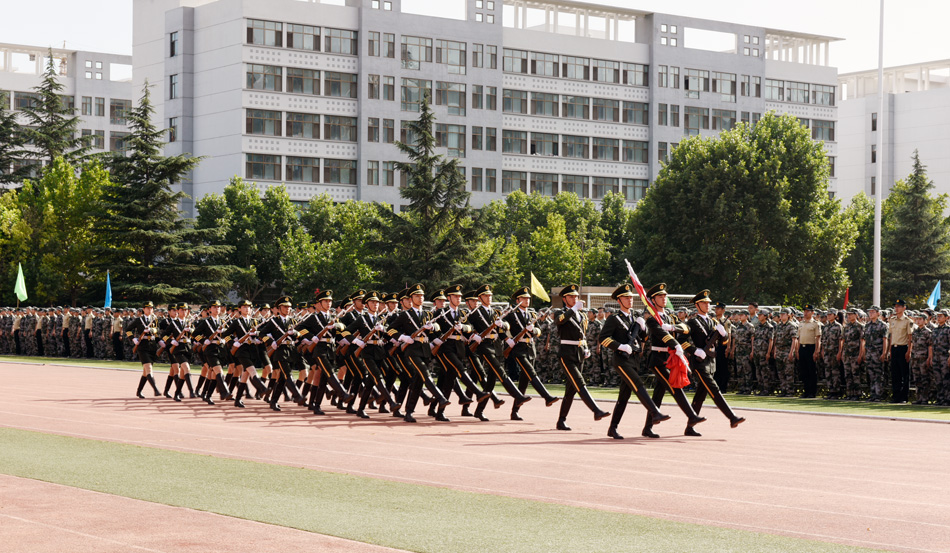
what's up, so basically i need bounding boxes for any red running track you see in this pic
[1,362,949,553]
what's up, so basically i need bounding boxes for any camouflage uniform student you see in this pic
[753,310,775,395]
[822,310,844,399]
[860,306,889,402]
[931,310,950,406]
[732,311,755,394]
[909,312,933,404]
[773,309,799,396]
[841,310,865,399]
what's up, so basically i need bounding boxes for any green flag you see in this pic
[14,262,28,302]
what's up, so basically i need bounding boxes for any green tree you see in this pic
[599,191,634,283]
[841,193,874,306]
[97,82,231,304]
[0,99,31,186]
[194,177,262,299]
[19,49,89,168]
[627,113,855,305]
[882,151,950,303]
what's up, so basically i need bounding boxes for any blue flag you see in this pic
[104,271,112,308]
[927,280,941,310]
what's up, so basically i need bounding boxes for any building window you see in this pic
[592,177,619,199]
[472,85,483,109]
[168,117,178,143]
[81,96,92,116]
[325,72,357,98]
[786,81,809,104]
[246,109,282,136]
[485,168,497,192]
[383,33,395,58]
[684,69,709,99]
[473,44,484,68]
[684,106,709,136]
[828,156,836,177]
[531,173,558,196]
[487,45,498,69]
[400,121,419,145]
[712,109,736,131]
[435,123,466,157]
[246,153,280,180]
[502,130,527,154]
[366,160,379,186]
[670,104,680,127]
[367,117,380,142]
[502,171,527,194]
[752,113,761,126]
[592,59,620,83]
[486,86,497,110]
[93,130,105,150]
[561,175,588,198]
[326,28,358,55]
[503,48,528,73]
[871,112,878,132]
[383,119,394,143]
[502,89,527,114]
[401,36,432,69]
[486,127,497,151]
[472,167,483,191]
[623,63,648,86]
[436,40,466,74]
[871,176,876,196]
[658,103,668,126]
[753,76,761,98]
[712,72,737,102]
[562,95,589,120]
[593,98,620,122]
[668,66,680,89]
[812,84,835,106]
[765,79,784,101]
[110,99,132,125]
[562,135,589,159]
[169,31,179,57]
[368,31,380,56]
[95,97,105,117]
[247,19,282,47]
[531,52,559,77]
[530,132,558,156]
[741,75,751,97]
[741,111,750,124]
[324,159,357,184]
[287,68,320,95]
[401,78,432,112]
[383,76,395,100]
[622,140,648,163]
[287,24,319,51]
[871,145,876,164]
[383,161,395,186]
[593,138,619,161]
[368,74,380,99]
[812,119,835,141]
[658,65,668,88]
[622,179,648,202]
[246,64,282,91]
[324,115,358,142]
[287,156,320,183]
[286,112,319,139]
[658,142,668,162]
[169,74,179,99]
[436,82,466,115]
[561,56,589,80]
[472,126,483,150]
[531,92,558,117]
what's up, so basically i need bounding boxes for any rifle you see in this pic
[352,312,392,358]
[468,305,515,353]
[388,308,451,356]
[131,329,149,354]
[195,315,230,353]
[503,307,551,358]
[229,312,261,356]
[305,305,354,354]
[266,327,297,359]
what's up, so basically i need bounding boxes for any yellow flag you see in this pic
[530,272,550,303]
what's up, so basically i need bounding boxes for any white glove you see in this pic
[636,317,646,331]
[339,338,350,346]
[185,327,194,333]
[454,323,463,331]
[303,338,313,345]
[353,338,365,348]
[203,339,211,346]
[133,338,139,345]
[232,341,240,349]
[471,334,483,344]
[423,323,433,330]
[334,322,345,331]
[158,340,166,348]
[584,349,591,359]
[374,324,385,332]
[662,324,675,332]
[526,324,535,332]
[674,344,684,356]
[694,349,707,360]
[171,340,179,346]
[618,344,633,354]
[432,338,443,346]
[571,301,583,312]
[249,330,258,336]
[430,323,440,333]
[506,338,516,348]
[399,335,414,344]
[268,343,277,352]
[716,323,726,336]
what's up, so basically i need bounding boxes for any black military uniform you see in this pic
[222,300,268,406]
[554,284,610,430]
[641,283,706,438]
[257,296,307,410]
[432,285,490,421]
[599,283,670,439]
[126,301,161,398]
[343,291,402,418]
[337,290,366,411]
[192,300,232,405]
[682,290,745,435]
[505,286,559,421]
[294,291,352,414]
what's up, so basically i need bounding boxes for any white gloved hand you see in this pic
[430,323,440,333]
[694,348,707,360]
[636,317,646,331]
[432,338,443,346]
[423,323,433,330]
[661,324,675,332]
[203,339,211,346]
[618,344,633,354]
[158,340,166,348]
[399,335,414,344]
[133,338,139,345]
[268,343,277,352]
[339,338,350,346]
[232,341,240,349]
[584,349,591,359]
[526,324,535,332]
[171,340,179,346]
[471,334,483,343]
[353,338,365,348]
[375,324,385,332]
[249,330,258,336]
[454,323,463,331]
[716,323,726,336]
[674,344,684,356]
[506,338,516,348]
[334,322,345,331]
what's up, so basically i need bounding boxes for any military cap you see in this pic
[142,300,155,308]
[676,306,688,313]
[208,300,223,307]
[511,286,531,302]
[428,289,447,302]
[868,305,881,312]
[611,283,635,300]
[407,283,425,296]
[646,283,668,298]
[236,299,252,307]
[384,293,398,303]
[691,290,712,304]
[847,307,860,314]
[363,290,381,303]
[940,309,950,317]
[475,284,493,297]
[828,308,838,315]
[925,308,935,315]
[314,290,333,302]
[445,284,464,296]
[780,308,792,315]
[464,289,479,301]
[715,301,726,309]
[803,304,814,311]
[275,296,292,307]
[179,302,190,310]
[894,299,906,307]
[349,289,366,301]
[759,308,771,315]
[559,284,580,297]
[396,288,409,301]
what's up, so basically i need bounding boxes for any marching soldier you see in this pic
[223,300,268,407]
[126,301,161,398]
[432,285,490,421]
[192,300,233,405]
[505,286,559,421]
[554,284,610,430]
[295,292,353,414]
[344,291,402,418]
[258,296,307,411]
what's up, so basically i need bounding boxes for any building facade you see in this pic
[132,0,840,215]
[0,42,134,182]
[837,61,950,204]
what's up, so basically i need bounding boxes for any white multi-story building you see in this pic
[837,61,950,204]
[133,0,841,215]
[0,42,134,181]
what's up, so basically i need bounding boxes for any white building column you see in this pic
[613,14,619,41]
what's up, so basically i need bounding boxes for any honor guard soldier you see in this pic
[681,290,745,435]
[431,285,490,421]
[554,284,610,430]
[223,300,268,407]
[192,300,233,405]
[258,296,307,411]
[344,291,402,418]
[295,291,352,414]
[505,286,559,421]
[127,301,161,398]
[641,283,706,439]
[598,283,670,439]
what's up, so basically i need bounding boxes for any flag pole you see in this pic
[872,0,885,307]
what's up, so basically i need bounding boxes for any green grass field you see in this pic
[0,427,878,553]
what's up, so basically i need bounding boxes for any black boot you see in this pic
[215,374,232,400]
[250,375,266,399]
[163,375,175,398]
[607,425,624,439]
[576,385,610,420]
[556,419,571,431]
[184,373,196,398]
[234,383,246,408]
[195,375,206,398]
[146,374,160,396]
[685,426,702,437]
[173,376,184,401]
[671,387,706,427]
[136,376,147,398]
[530,376,560,406]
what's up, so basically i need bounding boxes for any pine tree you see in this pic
[882,151,950,302]
[0,98,31,186]
[96,82,232,304]
[19,49,89,169]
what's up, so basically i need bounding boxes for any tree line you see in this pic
[1,54,948,308]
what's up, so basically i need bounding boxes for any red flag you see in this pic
[843,287,849,311]
[666,350,691,388]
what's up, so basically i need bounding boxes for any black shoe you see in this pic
[313,407,325,415]
[404,414,417,423]
[510,412,523,421]
[270,403,281,412]
[556,420,571,431]
[730,417,746,428]
[346,407,357,415]
[545,396,561,407]
[641,428,659,438]
[205,397,215,405]
[607,426,624,439]
[493,399,505,409]
[594,409,611,421]
[685,427,702,437]
[476,392,491,403]
[174,393,182,402]
[475,413,489,422]
[459,397,473,406]
[461,406,473,417]
[378,404,390,414]
[234,399,245,408]
[356,409,370,419]
[687,416,707,428]
[136,391,145,399]
[652,413,671,425]
[438,398,452,411]
[514,396,532,409]
[191,393,199,399]
[164,391,172,399]
[392,409,404,418]
[427,404,437,417]
[435,413,450,422]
